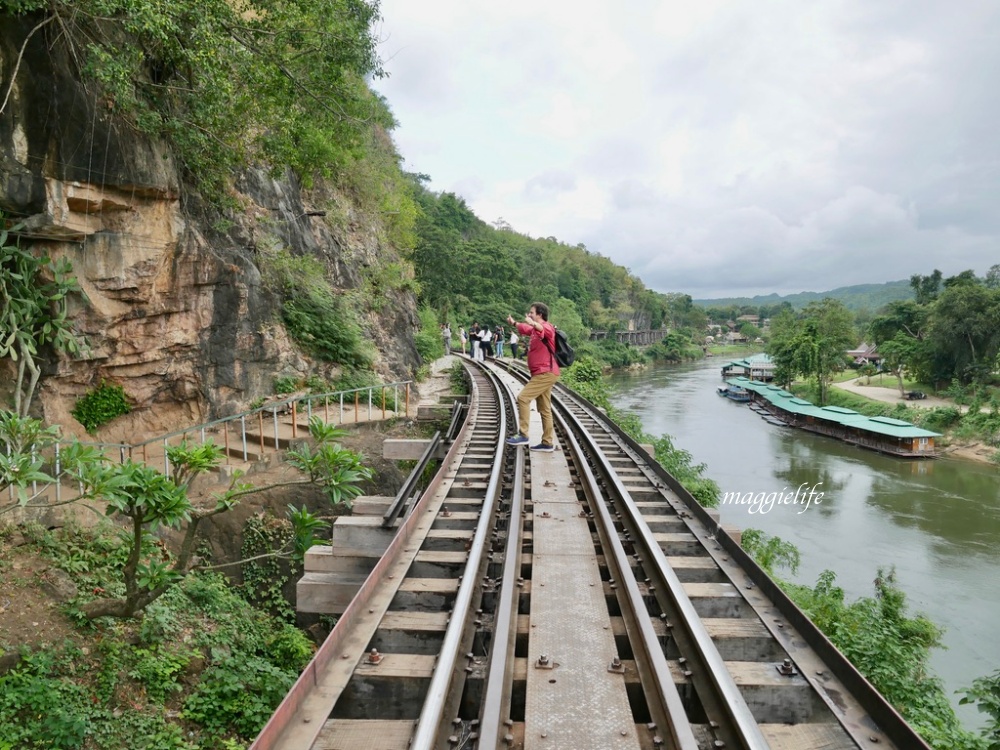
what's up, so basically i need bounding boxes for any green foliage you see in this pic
[0,0,385,201]
[129,646,193,703]
[0,647,92,749]
[183,655,294,740]
[588,339,644,369]
[697,279,915,313]
[240,512,295,620]
[740,528,801,575]
[265,624,316,672]
[0,225,85,417]
[963,670,1000,749]
[560,356,610,406]
[1,517,320,747]
[783,568,983,750]
[767,299,855,404]
[273,375,299,394]
[284,417,373,507]
[287,503,329,562]
[920,407,964,432]
[259,248,373,369]
[448,361,468,394]
[71,380,131,434]
[646,331,702,363]
[414,305,444,362]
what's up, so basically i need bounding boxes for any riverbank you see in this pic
[831,377,996,465]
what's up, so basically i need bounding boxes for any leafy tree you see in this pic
[2,412,369,619]
[767,300,854,404]
[911,270,943,305]
[0,0,387,199]
[927,280,1000,386]
[0,226,85,417]
[858,363,877,385]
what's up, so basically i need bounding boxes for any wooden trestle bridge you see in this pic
[588,330,667,346]
[249,358,930,750]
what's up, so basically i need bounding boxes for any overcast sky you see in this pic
[373,1,999,299]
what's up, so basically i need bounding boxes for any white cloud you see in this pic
[375,0,1000,298]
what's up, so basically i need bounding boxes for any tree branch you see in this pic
[0,15,56,117]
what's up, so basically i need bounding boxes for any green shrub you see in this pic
[414,306,444,362]
[273,376,300,394]
[71,380,131,434]
[260,248,374,369]
[183,656,294,739]
[920,407,963,432]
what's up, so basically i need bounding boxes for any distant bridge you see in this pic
[588,329,668,345]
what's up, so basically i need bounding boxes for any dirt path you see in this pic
[832,378,996,464]
[832,377,956,410]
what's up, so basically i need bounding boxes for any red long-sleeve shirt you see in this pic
[516,321,560,377]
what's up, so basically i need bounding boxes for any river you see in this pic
[609,357,1000,729]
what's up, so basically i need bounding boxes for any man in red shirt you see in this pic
[505,302,560,451]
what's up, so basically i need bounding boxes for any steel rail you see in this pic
[409,364,509,750]
[382,430,442,528]
[445,400,466,443]
[555,387,771,750]
[552,402,702,750]
[475,377,525,749]
[250,388,473,750]
[554,381,932,750]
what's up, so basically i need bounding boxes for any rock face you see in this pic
[0,18,421,441]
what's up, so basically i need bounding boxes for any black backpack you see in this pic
[544,327,575,368]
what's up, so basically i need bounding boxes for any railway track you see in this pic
[251,358,931,750]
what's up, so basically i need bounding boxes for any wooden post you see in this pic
[292,401,297,440]
[355,391,359,423]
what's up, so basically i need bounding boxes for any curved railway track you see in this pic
[251,358,931,750]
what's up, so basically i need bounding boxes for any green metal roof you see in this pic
[819,406,859,415]
[723,379,941,438]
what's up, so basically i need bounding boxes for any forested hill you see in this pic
[695,280,914,312]
[407,185,684,342]
[0,0,709,437]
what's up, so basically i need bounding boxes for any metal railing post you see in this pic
[54,442,62,504]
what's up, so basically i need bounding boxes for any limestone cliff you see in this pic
[0,17,421,441]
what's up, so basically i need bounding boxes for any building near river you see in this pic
[721,353,775,381]
[727,377,940,458]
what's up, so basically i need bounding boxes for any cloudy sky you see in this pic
[373,1,999,299]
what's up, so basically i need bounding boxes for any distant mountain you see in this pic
[694,280,914,312]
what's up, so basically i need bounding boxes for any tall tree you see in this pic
[927,280,1000,385]
[767,300,854,404]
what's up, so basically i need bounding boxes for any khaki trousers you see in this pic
[517,372,558,446]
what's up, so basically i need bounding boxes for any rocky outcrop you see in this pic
[0,17,421,441]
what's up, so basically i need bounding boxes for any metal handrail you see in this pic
[6,381,412,507]
[381,430,441,529]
